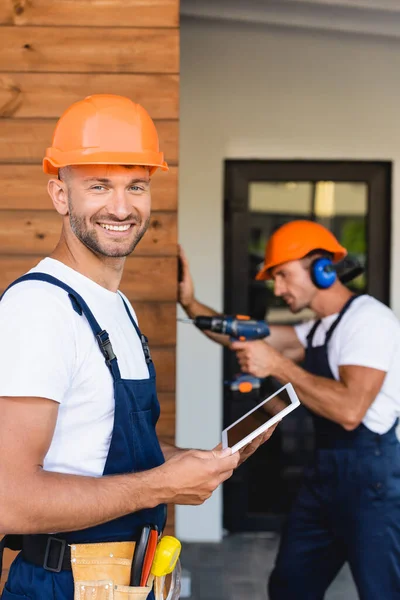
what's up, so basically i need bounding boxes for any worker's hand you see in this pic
[236,422,279,465]
[157,447,240,505]
[213,422,279,467]
[178,245,195,310]
[230,339,281,378]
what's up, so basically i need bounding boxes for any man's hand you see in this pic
[231,340,282,378]
[178,245,195,310]
[156,447,240,505]
[237,422,279,465]
[214,423,279,467]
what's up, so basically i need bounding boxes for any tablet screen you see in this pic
[226,387,292,448]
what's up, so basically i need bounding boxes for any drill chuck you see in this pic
[192,316,226,334]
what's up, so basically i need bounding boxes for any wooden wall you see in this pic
[0,0,179,588]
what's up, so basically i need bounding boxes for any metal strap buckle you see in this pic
[43,536,66,573]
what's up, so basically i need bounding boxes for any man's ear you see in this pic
[48,178,69,216]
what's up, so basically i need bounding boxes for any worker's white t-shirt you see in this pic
[294,295,400,434]
[0,258,150,477]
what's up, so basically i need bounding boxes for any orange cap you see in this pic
[256,220,347,281]
[43,94,168,176]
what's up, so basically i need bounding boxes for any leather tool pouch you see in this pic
[71,542,152,600]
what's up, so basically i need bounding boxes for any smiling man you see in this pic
[0,95,278,600]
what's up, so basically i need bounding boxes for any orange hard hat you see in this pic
[256,220,347,281]
[43,94,168,176]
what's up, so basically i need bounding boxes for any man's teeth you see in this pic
[100,224,131,231]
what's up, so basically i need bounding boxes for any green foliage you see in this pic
[340,219,366,255]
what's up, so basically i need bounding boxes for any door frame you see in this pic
[223,159,392,532]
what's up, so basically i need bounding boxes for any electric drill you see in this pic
[179,314,270,394]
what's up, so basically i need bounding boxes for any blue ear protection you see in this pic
[310,257,337,289]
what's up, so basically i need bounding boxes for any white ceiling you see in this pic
[181,0,400,39]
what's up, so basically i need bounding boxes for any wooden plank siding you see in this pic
[0,74,179,119]
[0,120,179,164]
[0,165,178,210]
[0,0,179,27]
[0,255,178,300]
[0,27,179,73]
[0,211,177,256]
[0,0,179,587]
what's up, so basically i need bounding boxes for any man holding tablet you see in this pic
[178,220,400,600]
[0,96,277,600]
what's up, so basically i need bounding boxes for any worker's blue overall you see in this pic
[269,294,400,600]
[0,273,167,600]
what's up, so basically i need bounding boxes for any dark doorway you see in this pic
[223,160,391,532]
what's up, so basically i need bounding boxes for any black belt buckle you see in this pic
[43,536,66,573]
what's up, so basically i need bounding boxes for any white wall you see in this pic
[176,17,400,541]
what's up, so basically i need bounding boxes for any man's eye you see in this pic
[130,185,143,192]
[91,185,106,191]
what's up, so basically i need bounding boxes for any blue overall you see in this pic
[269,295,400,600]
[0,273,167,600]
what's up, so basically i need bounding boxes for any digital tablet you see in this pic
[222,382,300,453]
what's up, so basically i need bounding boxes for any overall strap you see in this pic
[118,292,156,378]
[325,294,362,344]
[1,273,121,381]
[306,294,362,348]
[306,319,321,347]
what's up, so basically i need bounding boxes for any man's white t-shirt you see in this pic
[294,295,400,434]
[0,258,150,477]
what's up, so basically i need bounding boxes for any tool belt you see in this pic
[1,535,153,600]
[70,541,152,600]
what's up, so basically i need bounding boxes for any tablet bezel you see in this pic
[221,382,300,453]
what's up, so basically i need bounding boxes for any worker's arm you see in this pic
[272,358,385,430]
[0,396,241,534]
[265,325,305,362]
[231,340,386,430]
[159,440,186,460]
[178,246,229,345]
[178,246,304,359]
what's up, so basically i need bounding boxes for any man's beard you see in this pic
[68,197,149,258]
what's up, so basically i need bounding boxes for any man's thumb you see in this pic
[213,447,233,458]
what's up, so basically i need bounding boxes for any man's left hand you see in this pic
[237,422,279,466]
[213,422,279,467]
[230,340,281,378]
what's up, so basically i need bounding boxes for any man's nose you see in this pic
[273,280,284,297]
[107,190,132,220]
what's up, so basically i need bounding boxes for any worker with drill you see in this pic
[178,220,400,599]
[0,95,277,600]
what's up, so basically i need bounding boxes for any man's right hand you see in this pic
[156,447,240,505]
[178,245,195,311]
